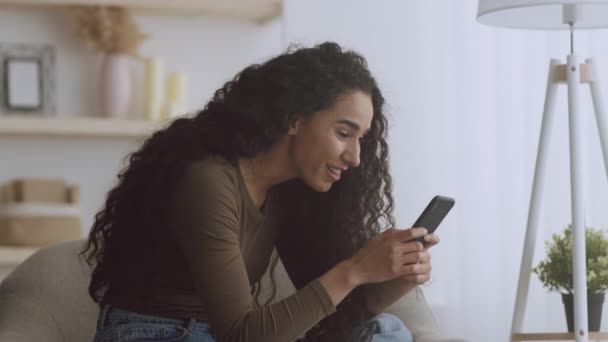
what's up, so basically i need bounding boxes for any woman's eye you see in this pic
[337,132,350,139]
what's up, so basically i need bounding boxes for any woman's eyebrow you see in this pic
[336,119,360,130]
[336,119,370,135]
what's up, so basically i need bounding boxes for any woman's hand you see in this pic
[318,228,440,307]
[400,233,439,285]
[348,227,432,286]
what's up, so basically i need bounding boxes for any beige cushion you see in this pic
[0,240,97,342]
[0,240,465,342]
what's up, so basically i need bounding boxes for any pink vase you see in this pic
[100,53,131,118]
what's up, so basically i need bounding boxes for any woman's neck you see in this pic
[238,138,295,209]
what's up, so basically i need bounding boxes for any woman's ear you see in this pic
[288,114,303,135]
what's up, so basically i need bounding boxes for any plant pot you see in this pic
[562,292,605,332]
[100,53,131,118]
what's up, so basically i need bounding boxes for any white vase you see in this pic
[100,53,131,119]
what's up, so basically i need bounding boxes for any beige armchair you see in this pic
[0,240,465,342]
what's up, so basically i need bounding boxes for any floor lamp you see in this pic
[477,1,608,342]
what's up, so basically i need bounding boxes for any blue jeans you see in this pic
[352,313,414,342]
[93,305,413,342]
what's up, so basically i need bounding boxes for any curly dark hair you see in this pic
[81,41,394,341]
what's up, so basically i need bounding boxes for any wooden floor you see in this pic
[512,332,608,341]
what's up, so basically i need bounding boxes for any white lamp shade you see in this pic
[478,0,608,29]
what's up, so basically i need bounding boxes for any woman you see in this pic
[83,42,438,342]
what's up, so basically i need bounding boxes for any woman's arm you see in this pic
[278,218,437,318]
[169,160,343,342]
[318,258,359,305]
[359,277,417,315]
[318,255,419,312]
[359,233,439,315]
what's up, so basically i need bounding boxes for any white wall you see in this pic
[0,6,282,233]
[283,0,608,341]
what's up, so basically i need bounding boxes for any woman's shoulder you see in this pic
[184,155,239,186]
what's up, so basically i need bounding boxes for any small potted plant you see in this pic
[534,224,608,332]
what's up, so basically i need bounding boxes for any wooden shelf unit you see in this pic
[0,116,162,139]
[0,0,282,23]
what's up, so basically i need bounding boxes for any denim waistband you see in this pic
[98,305,212,334]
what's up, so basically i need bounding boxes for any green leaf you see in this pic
[533,225,608,293]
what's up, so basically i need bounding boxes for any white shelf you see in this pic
[0,116,161,139]
[0,0,282,23]
[0,246,38,266]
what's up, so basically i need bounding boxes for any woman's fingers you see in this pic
[393,240,423,254]
[353,227,436,284]
[403,273,431,284]
[384,229,436,284]
[385,227,439,243]
[389,227,428,243]
[423,233,440,249]
[399,250,431,265]
[401,260,432,276]
[387,228,440,251]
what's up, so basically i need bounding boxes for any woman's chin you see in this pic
[305,179,333,192]
[318,178,337,192]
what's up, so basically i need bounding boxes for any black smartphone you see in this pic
[412,195,455,245]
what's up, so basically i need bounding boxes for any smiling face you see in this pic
[288,90,374,192]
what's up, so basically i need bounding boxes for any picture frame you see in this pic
[0,44,56,116]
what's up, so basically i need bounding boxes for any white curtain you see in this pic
[283,1,608,341]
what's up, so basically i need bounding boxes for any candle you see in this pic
[161,102,185,120]
[143,57,164,121]
[166,71,186,104]
[161,70,187,120]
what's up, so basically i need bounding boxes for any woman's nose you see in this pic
[342,142,360,167]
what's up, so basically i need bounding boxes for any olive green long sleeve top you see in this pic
[102,156,410,342]
[104,156,336,342]
[173,156,340,341]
